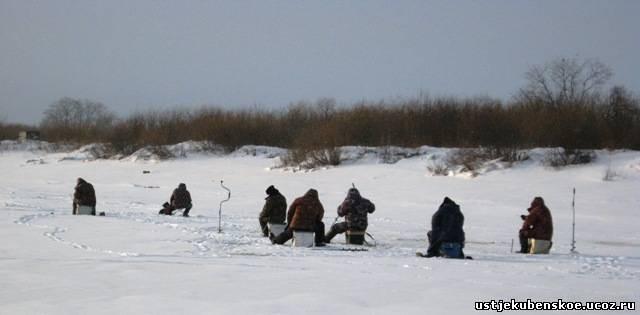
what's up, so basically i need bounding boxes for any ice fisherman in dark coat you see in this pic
[426,197,465,258]
[259,185,287,237]
[73,178,96,215]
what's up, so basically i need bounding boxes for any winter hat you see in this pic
[305,189,319,199]
[443,196,455,205]
[529,197,545,209]
[178,183,186,189]
[77,177,85,184]
[347,188,360,199]
[266,185,278,196]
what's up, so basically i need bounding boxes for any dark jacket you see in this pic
[430,197,465,244]
[521,197,553,241]
[74,178,96,207]
[260,192,287,224]
[170,184,192,209]
[337,188,375,231]
[287,189,324,231]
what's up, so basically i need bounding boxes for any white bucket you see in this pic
[268,223,286,237]
[528,239,551,254]
[77,205,94,215]
[292,231,315,247]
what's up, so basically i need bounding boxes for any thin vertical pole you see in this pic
[571,188,576,253]
[218,180,231,233]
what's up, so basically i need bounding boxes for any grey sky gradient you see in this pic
[1,0,639,124]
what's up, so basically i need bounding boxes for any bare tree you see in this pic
[40,97,116,142]
[518,57,613,106]
[603,86,638,147]
[315,97,336,121]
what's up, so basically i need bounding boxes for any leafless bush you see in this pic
[378,146,421,164]
[379,146,395,164]
[544,148,596,168]
[88,143,116,159]
[281,147,341,169]
[149,146,175,160]
[482,147,529,163]
[427,161,450,176]
[18,73,637,152]
[443,147,529,176]
[447,148,488,175]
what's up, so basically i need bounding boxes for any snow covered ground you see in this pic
[1,144,639,314]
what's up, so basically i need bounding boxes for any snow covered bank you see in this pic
[5,140,639,180]
[1,146,639,314]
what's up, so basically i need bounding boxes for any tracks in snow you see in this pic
[15,212,139,257]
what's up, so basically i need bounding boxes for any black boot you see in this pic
[518,234,529,253]
[324,228,338,244]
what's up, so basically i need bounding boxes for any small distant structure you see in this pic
[18,130,40,142]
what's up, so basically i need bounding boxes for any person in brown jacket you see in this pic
[518,197,553,253]
[271,189,325,246]
[259,185,287,237]
[73,178,96,215]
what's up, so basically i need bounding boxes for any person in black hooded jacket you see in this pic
[426,197,465,258]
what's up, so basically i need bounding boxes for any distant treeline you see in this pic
[2,57,639,152]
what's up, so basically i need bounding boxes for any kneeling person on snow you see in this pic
[425,197,465,258]
[259,185,287,237]
[325,188,375,244]
[160,183,192,217]
[518,197,553,254]
[73,177,97,215]
[271,189,325,246]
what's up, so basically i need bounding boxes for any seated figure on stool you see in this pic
[518,197,553,254]
[73,177,96,215]
[425,197,466,258]
[325,187,375,245]
[259,185,287,237]
[271,189,325,247]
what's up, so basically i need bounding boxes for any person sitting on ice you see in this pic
[324,187,375,244]
[517,205,533,253]
[160,183,192,217]
[259,185,287,237]
[73,177,97,215]
[425,197,465,258]
[271,189,325,246]
[518,197,553,254]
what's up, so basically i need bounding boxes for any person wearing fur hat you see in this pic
[259,185,287,237]
[73,177,96,215]
[324,187,375,243]
[518,197,553,253]
[425,197,465,258]
[160,183,192,217]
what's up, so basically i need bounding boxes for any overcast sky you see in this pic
[1,0,639,124]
